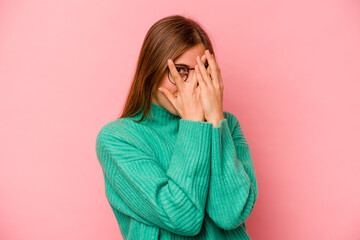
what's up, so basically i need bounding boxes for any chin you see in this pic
[169,106,179,116]
[170,109,178,116]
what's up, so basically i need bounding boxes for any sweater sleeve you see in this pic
[205,112,259,230]
[95,119,213,236]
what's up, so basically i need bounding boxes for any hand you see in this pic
[159,59,205,122]
[195,50,224,127]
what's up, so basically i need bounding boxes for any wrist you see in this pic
[207,115,225,127]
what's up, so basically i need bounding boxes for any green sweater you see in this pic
[95,102,258,239]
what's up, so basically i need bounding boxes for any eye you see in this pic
[176,66,187,77]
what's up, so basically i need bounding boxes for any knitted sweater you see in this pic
[95,102,258,239]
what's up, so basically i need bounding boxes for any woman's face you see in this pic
[151,43,207,116]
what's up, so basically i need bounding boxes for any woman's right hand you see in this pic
[159,59,205,122]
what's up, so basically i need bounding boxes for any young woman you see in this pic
[96,14,258,240]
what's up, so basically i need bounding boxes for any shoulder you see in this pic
[95,118,154,165]
[222,110,240,133]
[96,117,144,146]
[223,110,238,123]
[223,110,248,145]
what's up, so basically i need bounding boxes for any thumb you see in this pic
[158,87,176,106]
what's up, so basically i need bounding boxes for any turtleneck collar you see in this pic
[130,102,181,131]
[147,102,181,125]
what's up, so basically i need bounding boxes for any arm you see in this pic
[96,119,212,236]
[205,112,259,230]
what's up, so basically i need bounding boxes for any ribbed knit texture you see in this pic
[95,102,258,239]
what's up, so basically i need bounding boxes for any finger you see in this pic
[203,53,218,89]
[204,50,221,88]
[201,55,206,63]
[190,69,198,90]
[201,55,211,76]
[195,64,207,90]
[195,84,201,99]
[196,55,213,88]
[167,59,184,90]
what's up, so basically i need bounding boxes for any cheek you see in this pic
[159,76,178,94]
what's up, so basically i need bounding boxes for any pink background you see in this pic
[1,0,359,239]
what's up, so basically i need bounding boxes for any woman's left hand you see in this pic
[195,49,224,127]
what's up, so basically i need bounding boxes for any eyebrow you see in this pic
[174,61,208,68]
[174,63,191,67]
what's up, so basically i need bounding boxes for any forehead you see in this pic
[174,43,206,66]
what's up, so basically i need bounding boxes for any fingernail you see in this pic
[167,59,172,65]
